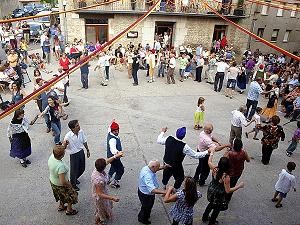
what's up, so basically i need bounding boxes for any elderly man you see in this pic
[63,120,90,191]
[193,123,230,185]
[157,126,209,190]
[229,106,252,144]
[138,160,167,224]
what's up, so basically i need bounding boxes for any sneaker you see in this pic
[110,181,120,188]
[286,152,292,157]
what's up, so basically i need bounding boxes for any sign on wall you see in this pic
[127,31,138,38]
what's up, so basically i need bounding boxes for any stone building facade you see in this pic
[59,0,251,54]
[248,1,300,55]
[0,0,20,18]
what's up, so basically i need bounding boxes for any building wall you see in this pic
[0,0,20,18]
[249,4,300,54]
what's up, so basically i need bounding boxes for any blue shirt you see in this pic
[138,166,159,195]
[247,81,263,101]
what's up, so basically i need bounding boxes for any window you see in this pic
[257,28,265,38]
[277,8,283,16]
[291,10,296,17]
[283,30,291,42]
[271,29,279,42]
[261,5,268,15]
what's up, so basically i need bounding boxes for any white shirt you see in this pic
[216,61,229,73]
[108,132,121,155]
[40,34,46,47]
[231,110,247,127]
[104,54,111,67]
[64,130,87,155]
[275,169,296,194]
[169,57,176,69]
[97,56,106,68]
[252,113,261,129]
[54,80,64,96]
[227,67,240,79]
[157,132,208,158]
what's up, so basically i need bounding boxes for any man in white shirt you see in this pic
[167,53,176,84]
[195,55,205,82]
[157,127,209,189]
[229,105,252,144]
[40,32,47,59]
[63,120,90,191]
[95,52,107,86]
[104,52,111,81]
[214,58,229,92]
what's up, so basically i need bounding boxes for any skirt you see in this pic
[237,74,247,90]
[262,100,278,118]
[10,132,31,159]
[50,181,78,204]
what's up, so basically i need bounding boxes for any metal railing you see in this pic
[74,0,242,15]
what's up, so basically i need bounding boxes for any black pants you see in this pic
[146,64,149,77]
[225,175,241,202]
[202,202,221,225]
[70,149,85,187]
[132,68,139,85]
[172,219,192,225]
[194,155,210,185]
[41,47,46,59]
[138,189,155,223]
[195,66,203,82]
[162,166,184,189]
[262,144,274,165]
[245,98,258,120]
[108,158,124,181]
[214,72,225,91]
[105,66,110,80]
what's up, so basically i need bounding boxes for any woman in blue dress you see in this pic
[164,177,202,225]
[7,109,31,167]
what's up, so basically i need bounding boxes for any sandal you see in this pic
[275,204,283,208]
[271,198,277,202]
[58,206,67,211]
[66,209,78,215]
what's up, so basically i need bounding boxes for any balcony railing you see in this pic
[74,0,244,15]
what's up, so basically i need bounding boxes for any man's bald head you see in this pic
[204,123,213,134]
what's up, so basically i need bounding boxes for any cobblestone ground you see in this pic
[0,55,299,225]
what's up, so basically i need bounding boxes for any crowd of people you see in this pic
[1,23,299,225]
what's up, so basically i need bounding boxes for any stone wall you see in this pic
[0,0,20,18]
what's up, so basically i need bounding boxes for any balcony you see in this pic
[74,0,246,18]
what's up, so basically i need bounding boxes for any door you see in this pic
[213,25,227,41]
[85,25,108,43]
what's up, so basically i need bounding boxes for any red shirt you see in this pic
[59,58,70,70]
[228,150,247,177]
[70,47,79,54]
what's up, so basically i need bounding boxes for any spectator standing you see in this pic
[214,58,229,92]
[286,121,300,157]
[79,53,90,89]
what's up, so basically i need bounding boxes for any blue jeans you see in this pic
[287,139,298,154]
[51,120,61,144]
[158,64,165,77]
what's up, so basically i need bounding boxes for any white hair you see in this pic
[148,160,160,168]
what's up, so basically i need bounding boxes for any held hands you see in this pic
[167,185,175,193]
[161,127,168,133]
[164,163,172,169]
[116,151,124,158]
[112,196,120,202]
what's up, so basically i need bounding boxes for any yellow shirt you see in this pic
[20,42,28,51]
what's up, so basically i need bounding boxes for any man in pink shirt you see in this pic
[193,123,230,185]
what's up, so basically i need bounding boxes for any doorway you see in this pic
[85,19,108,44]
[213,25,227,41]
[155,21,175,48]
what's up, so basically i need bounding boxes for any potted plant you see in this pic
[233,0,245,16]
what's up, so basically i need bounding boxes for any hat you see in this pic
[176,127,186,140]
[259,64,264,70]
[110,122,119,131]
[151,49,156,54]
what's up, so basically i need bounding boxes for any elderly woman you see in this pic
[91,152,123,225]
[48,145,78,215]
[224,138,250,202]
[7,109,31,168]
[260,115,285,165]
[202,151,244,225]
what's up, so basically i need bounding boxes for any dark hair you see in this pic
[12,109,24,122]
[12,82,21,91]
[256,107,262,113]
[68,120,78,130]
[34,69,41,76]
[183,177,198,207]
[297,121,300,128]
[95,158,107,172]
[216,157,230,181]
[287,162,296,171]
[232,61,237,67]
[271,115,280,125]
[233,138,243,152]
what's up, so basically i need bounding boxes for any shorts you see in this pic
[276,191,287,198]
[226,79,236,89]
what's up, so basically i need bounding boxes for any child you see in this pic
[272,162,296,208]
[164,177,202,225]
[245,107,262,140]
[286,121,300,157]
[184,59,192,80]
[194,97,205,130]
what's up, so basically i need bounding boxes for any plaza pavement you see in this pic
[0,58,299,225]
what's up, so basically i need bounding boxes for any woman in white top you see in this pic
[225,61,240,99]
